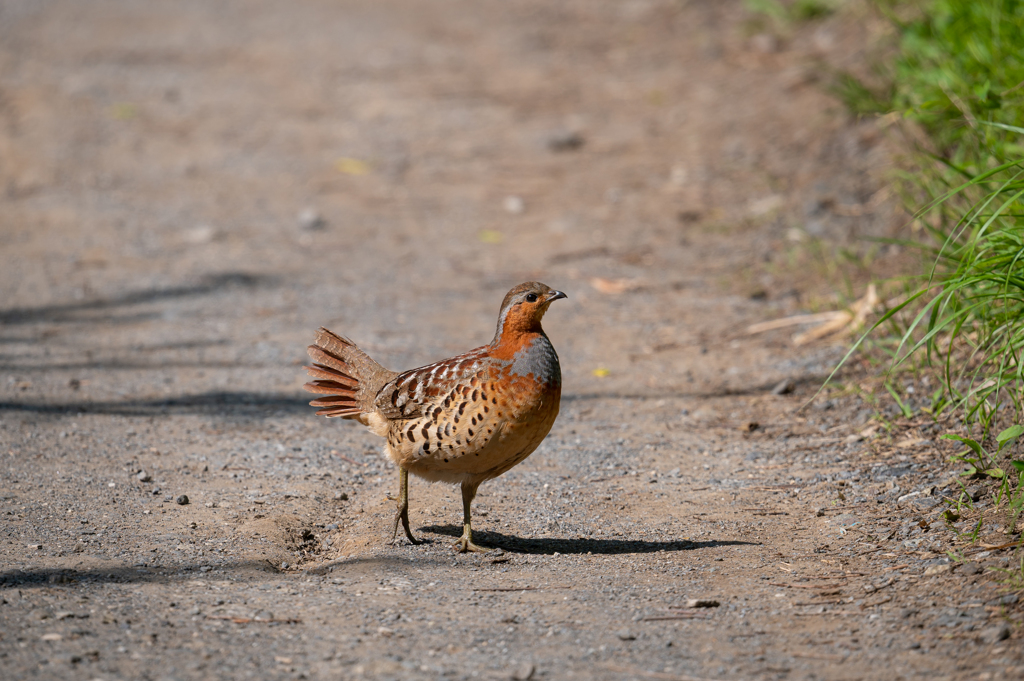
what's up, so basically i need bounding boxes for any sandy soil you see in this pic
[1,1,1021,679]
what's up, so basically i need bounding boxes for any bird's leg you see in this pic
[390,467,420,545]
[454,481,488,553]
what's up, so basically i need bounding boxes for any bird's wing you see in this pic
[373,346,493,420]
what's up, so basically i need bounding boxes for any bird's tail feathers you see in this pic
[302,327,395,417]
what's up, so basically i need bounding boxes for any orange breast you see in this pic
[386,356,560,484]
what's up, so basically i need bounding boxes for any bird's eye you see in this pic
[525,293,538,303]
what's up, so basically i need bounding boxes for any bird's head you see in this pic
[492,281,567,345]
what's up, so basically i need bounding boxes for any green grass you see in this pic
[824,0,1024,437]
[885,155,1024,432]
[822,1,1024,570]
[885,0,1024,163]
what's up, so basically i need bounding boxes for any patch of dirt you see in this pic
[1,1,1021,680]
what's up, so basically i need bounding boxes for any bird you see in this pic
[302,282,566,552]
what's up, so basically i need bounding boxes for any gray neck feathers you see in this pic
[509,333,561,386]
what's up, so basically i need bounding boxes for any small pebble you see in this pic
[326,523,338,531]
[547,130,585,152]
[966,485,986,501]
[685,599,720,608]
[984,624,1011,644]
[184,225,215,244]
[298,208,325,231]
[176,495,189,505]
[993,594,1019,606]
[617,629,636,641]
[137,471,152,482]
[511,662,536,681]
[503,196,525,214]
[750,32,778,54]
[771,378,795,395]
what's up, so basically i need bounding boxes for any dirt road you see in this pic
[1,1,1021,679]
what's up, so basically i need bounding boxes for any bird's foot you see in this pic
[390,504,421,546]
[453,532,489,553]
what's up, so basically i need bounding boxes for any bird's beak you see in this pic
[547,290,567,302]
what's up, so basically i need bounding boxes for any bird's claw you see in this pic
[391,504,421,545]
[453,535,489,553]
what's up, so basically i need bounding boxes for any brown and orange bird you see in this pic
[302,282,566,552]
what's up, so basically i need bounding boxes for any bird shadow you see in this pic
[417,524,757,555]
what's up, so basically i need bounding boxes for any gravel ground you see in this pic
[1,1,1022,679]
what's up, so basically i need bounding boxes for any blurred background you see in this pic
[0,0,903,410]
